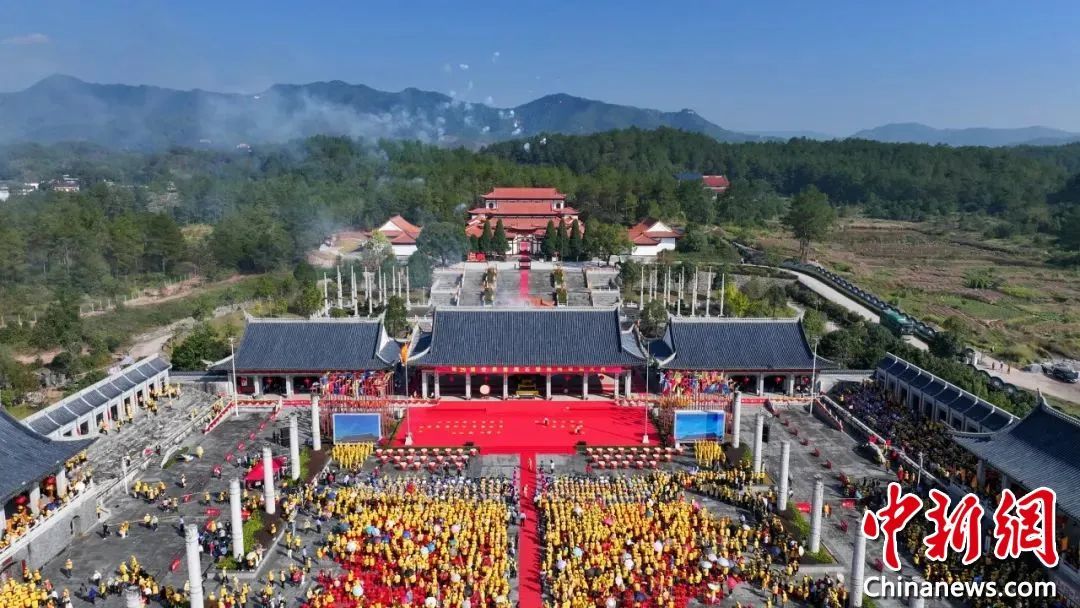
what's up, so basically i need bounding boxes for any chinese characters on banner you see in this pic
[862,483,1059,571]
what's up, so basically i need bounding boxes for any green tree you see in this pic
[618,259,642,291]
[170,323,229,371]
[107,213,144,276]
[143,213,186,274]
[556,219,570,259]
[541,220,557,259]
[416,222,467,266]
[583,220,631,263]
[639,299,669,339]
[407,251,434,290]
[783,186,837,262]
[801,308,827,344]
[723,282,751,317]
[677,224,708,253]
[32,298,83,350]
[492,219,509,257]
[291,282,323,317]
[384,295,410,338]
[930,330,965,360]
[478,220,493,255]
[567,220,583,261]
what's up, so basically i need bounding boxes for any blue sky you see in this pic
[1,0,1078,135]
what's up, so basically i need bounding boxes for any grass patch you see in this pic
[4,402,38,420]
[803,548,834,564]
[215,510,265,569]
[162,446,190,469]
[780,505,811,541]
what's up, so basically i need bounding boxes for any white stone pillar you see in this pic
[124,587,143,608]
[731,392,743,448]
[230,478,244,559]
[285,376,294,397]
[465,372,472,400]
[777,441,791,512]
[809,474,824,553]
[56,467,69,499]
[545,373,552,400]
[434,373,441,399]
[28,485,41,516]
[786,374,795,396]
[289,415,301,481]
[624,372,632,397]
[503,373,509,399]
[422,373,429,399]
[752,413,765,475]
[310,395,322,452]
[756,374,765,395]
[614,373,620,398]
[0,504,6,542]
[185,523,204,608]
[582,373,589,399]
[262,446,276,515]
[850,518,867,608]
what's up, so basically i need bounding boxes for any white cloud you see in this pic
[458,63,470,71]
[491,51,501,63]
[2,33,50,46]
[484,95,495,106]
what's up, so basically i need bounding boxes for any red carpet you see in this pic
[518,451,541,608]
[396,400,655,454]
[519,268,530,302]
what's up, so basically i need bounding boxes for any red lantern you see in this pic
[15,494,28,506]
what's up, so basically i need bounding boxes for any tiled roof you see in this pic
[481,187,566,200]
[874,354,1017,431]
[954,396,1080,521]
[652,318,824,371]
[1,408,94,502]
[233,318,398,372]
[468,202,580,216]
[410,308,645,368]
[702,175,730,189]
[23,356,170,437]
[385,215,421,234]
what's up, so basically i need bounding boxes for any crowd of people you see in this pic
[830,383,992,494]
[1,454,94,552]
[538,470,852,608]
[299,475,515,608]
[330,442,375,472]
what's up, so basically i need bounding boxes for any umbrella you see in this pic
[425,597,437,608]
[352,584,364,597]
[572,547,584,558]
[699,560,712,570]
[717,557,732,568]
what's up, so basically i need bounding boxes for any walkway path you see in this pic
[517,451,542,608]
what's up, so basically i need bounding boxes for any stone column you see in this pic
[624,372,632,397]
[433,373,440,399]
[753,413,765,475]
[786,374,795,396]
[262,446,276,515]
[614,373,620,398]
[285,376,294,397]
[465,372,472,400]
[0,504,6,542]
[756,374,765,395]
[850,519,867,608]
[777,441,791,512]
[809,474,825,553]
[976,459,986,487]
[310,395,321,452]
[230,479,244,559]
[731,392,743,448]
[545,373,552,400]
[582,373,589,399]
[503,373,509,400]
[124,587,143,608]
[422,373,429,399]
[289,415,301,481]
[185,523,204,608]
[56,467,69,499]
[29,485,41,516]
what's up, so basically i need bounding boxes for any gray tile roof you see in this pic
[23,356,170,437]
[652,318,824,371]
[410,308,645,368]
[954,397,1080,521]
[874,354,1019,432]
[233,318,397,372]
[0,409,94,502]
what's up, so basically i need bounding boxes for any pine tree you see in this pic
[568,219,583,261]
[492,219,508,257]
[556,219,569,260]
[479,220,493,254]
[541,220,557,259]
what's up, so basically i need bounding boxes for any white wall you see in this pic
[392,244,418,257]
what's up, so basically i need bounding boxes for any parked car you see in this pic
[1044,363,1079,383]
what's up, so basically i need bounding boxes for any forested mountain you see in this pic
[0,75,764,150]
[853,122,1080,147]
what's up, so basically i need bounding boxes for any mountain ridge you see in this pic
[851,122,1080,147]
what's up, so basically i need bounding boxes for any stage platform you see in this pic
[394,399,656,454]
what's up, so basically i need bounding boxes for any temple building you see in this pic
[628,218,683,257]
[466,188,581,255]
[650,318,826,396]
[371,215,422,257]
[407,308,645,399]
[228,318,399,397]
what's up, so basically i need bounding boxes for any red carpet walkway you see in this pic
[518,451,541,608]
[393,399,656,608]
[395,400,655,453]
